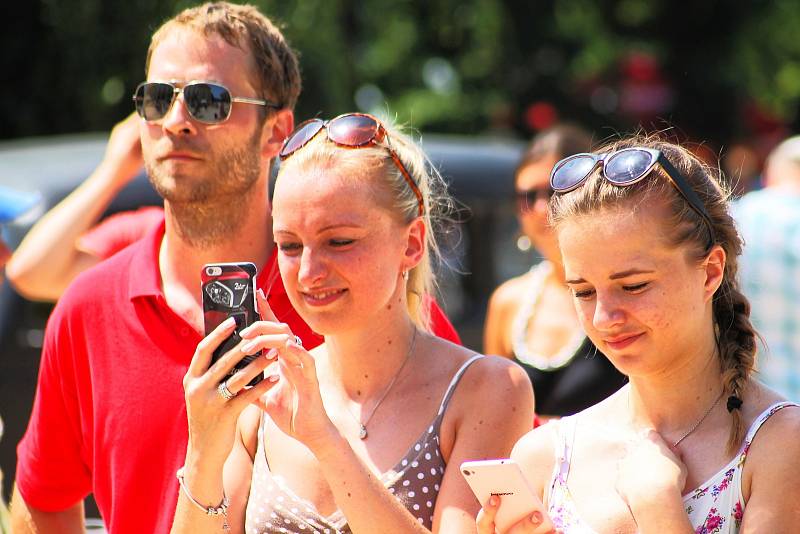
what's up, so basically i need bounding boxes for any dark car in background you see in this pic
[0,131,530,518]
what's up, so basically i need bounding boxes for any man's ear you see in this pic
[261,109,294,160]
[703,244,727,304]
[401,217,426,272]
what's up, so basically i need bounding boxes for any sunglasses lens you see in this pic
[280,120,324,158]
[605,149,655,185]
[516,191,536,212]
[516,188,553,211]
[184,83,231,123]
[551,155,598,191]
[136,83,175,121]
[328,114,379,146]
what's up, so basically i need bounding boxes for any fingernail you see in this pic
[258,288,266,300]
[267,374,280,383]
[241,340,259,354]
[530,511,542,524]
[240,325,253,338]
[223,317,236,328]
[265,348,278,360]
[489,495,499,506]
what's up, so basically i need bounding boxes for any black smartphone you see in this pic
[201,262,262,386]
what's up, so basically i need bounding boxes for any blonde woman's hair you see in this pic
[276,115,453,332]
[549,134,758,454]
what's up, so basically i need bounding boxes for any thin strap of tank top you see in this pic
[557,415,578,476]
[430,355,484,431]
[737,401,799,461]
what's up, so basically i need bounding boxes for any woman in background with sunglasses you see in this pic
[477,136,800,533]
[172,113,534,534]
[484,124,626,421]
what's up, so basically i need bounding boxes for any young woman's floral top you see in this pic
[546,402,798,533]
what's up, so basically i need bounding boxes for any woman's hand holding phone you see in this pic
[465,459,559,534]
[477,495,559,534]
[183,304,284,468]
[250,290,340,456]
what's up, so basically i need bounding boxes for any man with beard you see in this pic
[10,5,303,533]
[11,5,459,533]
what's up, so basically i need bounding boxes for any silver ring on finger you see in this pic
[293,335,303,347]
[217,379,236,401]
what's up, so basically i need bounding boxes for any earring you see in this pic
[402,270,409,281]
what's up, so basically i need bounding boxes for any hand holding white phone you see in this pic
[462,458,549,533]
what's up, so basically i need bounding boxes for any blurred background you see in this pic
[6,0,800,154]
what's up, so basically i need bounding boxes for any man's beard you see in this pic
[145,128,263,249]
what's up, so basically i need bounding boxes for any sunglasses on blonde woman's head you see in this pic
[279,113,424,216]
[550,147,716,240]
[133,81,280,124]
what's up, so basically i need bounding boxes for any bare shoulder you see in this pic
[488,272,533,314]
[743,381,800,461]
[430,336,533,423]
[446,346,534,411]
[510,421,560,497]
[739,382,800,526]
[739,380,798,426]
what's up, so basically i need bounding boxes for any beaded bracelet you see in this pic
[176,467,230,531]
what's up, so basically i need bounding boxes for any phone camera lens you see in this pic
[462,469,471,476]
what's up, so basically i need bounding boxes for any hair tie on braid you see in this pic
[726,395,743,412]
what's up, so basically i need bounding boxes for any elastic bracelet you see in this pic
[726,395,743,412]
[176,467,230,530]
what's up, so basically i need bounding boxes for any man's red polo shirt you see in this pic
[16,220,459,533]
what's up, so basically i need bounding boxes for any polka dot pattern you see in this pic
[244,355,483,532]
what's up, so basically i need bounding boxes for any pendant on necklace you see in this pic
[359,424,368,440]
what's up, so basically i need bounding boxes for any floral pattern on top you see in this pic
[546,402,798,534]
[683,402,797,534]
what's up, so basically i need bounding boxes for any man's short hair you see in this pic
[145,2,301,111]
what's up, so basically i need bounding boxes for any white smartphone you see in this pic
[461,458,546,532]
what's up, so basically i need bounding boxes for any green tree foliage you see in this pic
[2,0,799,148]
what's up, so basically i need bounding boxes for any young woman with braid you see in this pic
[476,136,800,533]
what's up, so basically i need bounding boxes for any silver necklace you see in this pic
[671,391,724,448]
[346,328,418,440]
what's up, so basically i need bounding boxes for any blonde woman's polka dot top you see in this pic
[244,355,483,533]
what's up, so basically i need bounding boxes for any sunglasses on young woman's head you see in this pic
[550,147,716,238]
[279,112,424,216]
[133,81,280,124]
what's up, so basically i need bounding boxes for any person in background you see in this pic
[483,124,626,419]
[478,136,800,534]
[171,113,533,533]
[0,185,41,534]
[733,135,800,401]
[5,113,161,302]
[722,141,762,197]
